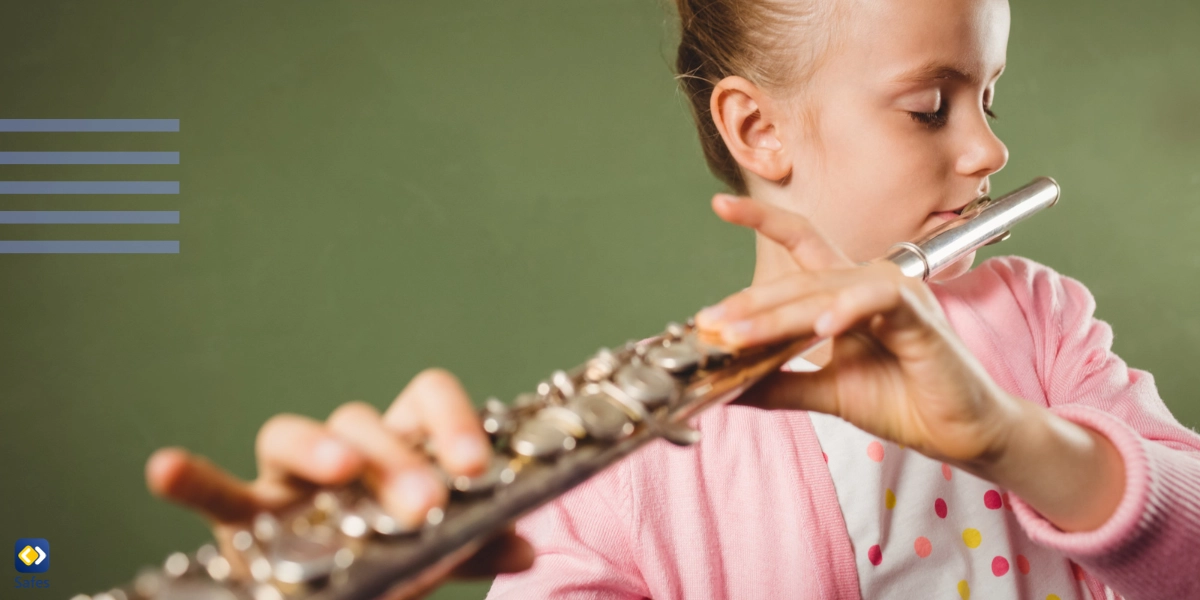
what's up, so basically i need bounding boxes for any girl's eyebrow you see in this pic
[893,62,1006,86]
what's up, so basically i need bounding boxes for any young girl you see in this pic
[145,0,1200,598]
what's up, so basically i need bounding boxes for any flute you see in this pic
[76,176,1060,600]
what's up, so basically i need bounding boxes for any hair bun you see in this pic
[670,0,824,194]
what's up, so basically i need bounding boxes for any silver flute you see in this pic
[76,177,1060,600]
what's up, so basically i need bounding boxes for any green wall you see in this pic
[1,1,1197,598]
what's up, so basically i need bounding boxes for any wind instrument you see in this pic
[75,177,1061,600]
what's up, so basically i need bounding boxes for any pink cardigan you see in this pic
[486,256,1200,599]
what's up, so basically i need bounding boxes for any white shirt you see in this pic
[787,355,1087,600]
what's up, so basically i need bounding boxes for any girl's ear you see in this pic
[710,76,792,185]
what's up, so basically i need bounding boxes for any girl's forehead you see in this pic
[830,0,1010,82]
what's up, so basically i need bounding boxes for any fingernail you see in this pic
[453,436,489,469]
[313,438,351,472]
[722,320,753,342]
[392,471,439,514]
[696,304,726,325]
[715,193,741,204]
[814,311,836,336]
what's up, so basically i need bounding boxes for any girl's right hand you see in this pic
[144,368,535,598]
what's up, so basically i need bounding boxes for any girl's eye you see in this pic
[909,101,949,129]
[909,100,999,129]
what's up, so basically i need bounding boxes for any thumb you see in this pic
[732,329,884,416]
[732,365,840,416]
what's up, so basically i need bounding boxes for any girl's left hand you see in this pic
[695,193,1023,468]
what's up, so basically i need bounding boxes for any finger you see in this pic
[711,194,854,271]
[256,413,365,487]
[145,447,260,523]
[449,529,536,578]
[326,401,448,530]
[813,269,940,347]
[697,266,887,342]
[696,271,824,330]
[713,291,834,348]
[327,401,429,472]
[382,368,491,477]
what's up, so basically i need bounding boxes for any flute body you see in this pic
[77,177,1060,600]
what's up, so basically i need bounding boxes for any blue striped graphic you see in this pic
[0,181,178,194]
[0,119,182,254]
[0,241,179,253]
[0,211,179,224]
[0,152,179,165]
[0,119,179,132]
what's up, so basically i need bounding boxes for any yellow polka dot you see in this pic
[957,580,970,599]
[1047,596,1061,600]
[962,528,982,548]
[885,489,896,510]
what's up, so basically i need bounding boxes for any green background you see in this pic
[1,0,1197,598]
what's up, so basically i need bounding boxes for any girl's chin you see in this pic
[929,251,977,282]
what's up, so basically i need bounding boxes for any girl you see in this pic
[146,0,1200,598]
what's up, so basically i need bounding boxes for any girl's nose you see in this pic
[956,118,1009,178]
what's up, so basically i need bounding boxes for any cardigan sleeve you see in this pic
[485,459,649,599]
[985,255,1200,600]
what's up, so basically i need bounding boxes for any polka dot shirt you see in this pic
[791,354,1087,600]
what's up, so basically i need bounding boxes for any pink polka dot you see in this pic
[914,536,932,558]
[1016,554,1030,575]
[868,544,882,565]
[941,463,952,480]
[984,490,1003,510]
[992,556,1010,576]
[822,451,828,463]
[934,498,948,519]
[867,441,885,462]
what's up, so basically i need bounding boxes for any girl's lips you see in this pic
[933,211,961,221]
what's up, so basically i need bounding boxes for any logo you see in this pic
[14,539,48,573]
[0,119,181,255]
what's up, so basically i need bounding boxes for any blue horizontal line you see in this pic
[0,211,179,224]
[0,119,179,132]
[0,241,179,253]
[0,181,178,194]
[0,152,179,164]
